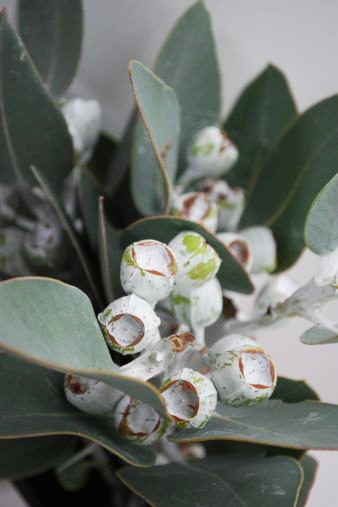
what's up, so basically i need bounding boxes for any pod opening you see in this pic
[132,241,177,277]
[161,380,199,422]
[107,313,145,348]
[239,350,276,389]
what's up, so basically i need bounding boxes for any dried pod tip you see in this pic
[121,240,177,304]
[218,232,252,272]
[168,231,221,290]
[114,396,167,445]
[168,332,196,352]
[98,294,160,355]
[171,192,218,233]
[64,374,122,414]
[160,368,217,428]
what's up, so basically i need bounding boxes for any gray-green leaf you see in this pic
[17,0,83,97]
[240,95,338,271]
[118,455,302,507]
[300,325,338,345]
[130,61,180,215]
[0,354,155,466]
[0,11,74,190]
[0,277,165,414]
[305,173,338,255]
[224,64,297,191]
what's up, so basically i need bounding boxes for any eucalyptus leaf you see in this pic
[89,132,118,188]
[118,455,302,507]
[154,0,221,175]
[305,173,338,255]
[240,95,338,271]
[0,354,155,466]
[0,11,73,190]
[224,64,297,191]
[0,277,166,415]
[296,455,318,507]
[130,61,180,215]
[98,196,114,303]
[77,166,101,252]
[121,215,254,294]
[0,436,74,481]
[300,325,338,345]
[272,376,319,403]
[171,400,338,449]
[32,166,103,307]
[18,0,83,97]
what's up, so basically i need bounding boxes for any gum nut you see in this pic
[187,126,239,178]
[168,231,221,290]
[209,334,261,357]
[114,396,168,445]
[61,98,102,164]
[64,375,122,414]
[170,192,218,233]
[240,226,277,274]
[97,294,161,355]
[201,179,245,231]
[210,346,277,406]
[218,232,252,272]
[120,240,177,305]
[160,368,217,428]
[314,247,338,287]
[171,277,223,329]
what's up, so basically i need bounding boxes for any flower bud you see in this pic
[209,335,277,406]
[170,192,218,233]
[201,179,245,231]
[170,277,223,330]
[240,226,277,273]
[187,127,238,179]
[218,232,252,272]
[64,375,122,414]
[61,98,102,164]
[160,368,217,428]
[120,240,177,305]
[114,396,168,445]
[168,231,221,291]
[98,294,161,355]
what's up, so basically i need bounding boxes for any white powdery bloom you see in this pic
[171,192,218,233]
[209,334,277,406]
[240,226,277,274]
[170,277,223,330]
[314,247,338,287]
[201,179,245,231]
[168,231,221,291]
[187,127,238,179]
[64,375,122,414]
[120,240,177,305]
[114,396,168,445]
[98,294,161,355]
[61,98,102,164]
[255,275,298,317]
[160,368,217,428]
[218,232,253,272]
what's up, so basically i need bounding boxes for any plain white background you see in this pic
[2,1,338,506]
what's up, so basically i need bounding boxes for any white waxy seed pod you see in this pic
[314,247,338,287]
[64,375,122,414]
[218,232,253,272]
[240,226,277,274]
[160,368,217,428]
[209,336,277,406]
[171,192,218,233]
[187,127,239,179]
[114,396,168,446]
[168,231,221,291]
[201,179,245,231]
[120,240,177,305]
[61,98,102,164]
[98,294,161,355]
[170,277,223,330]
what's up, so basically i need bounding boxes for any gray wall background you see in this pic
[2,1,338,506]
